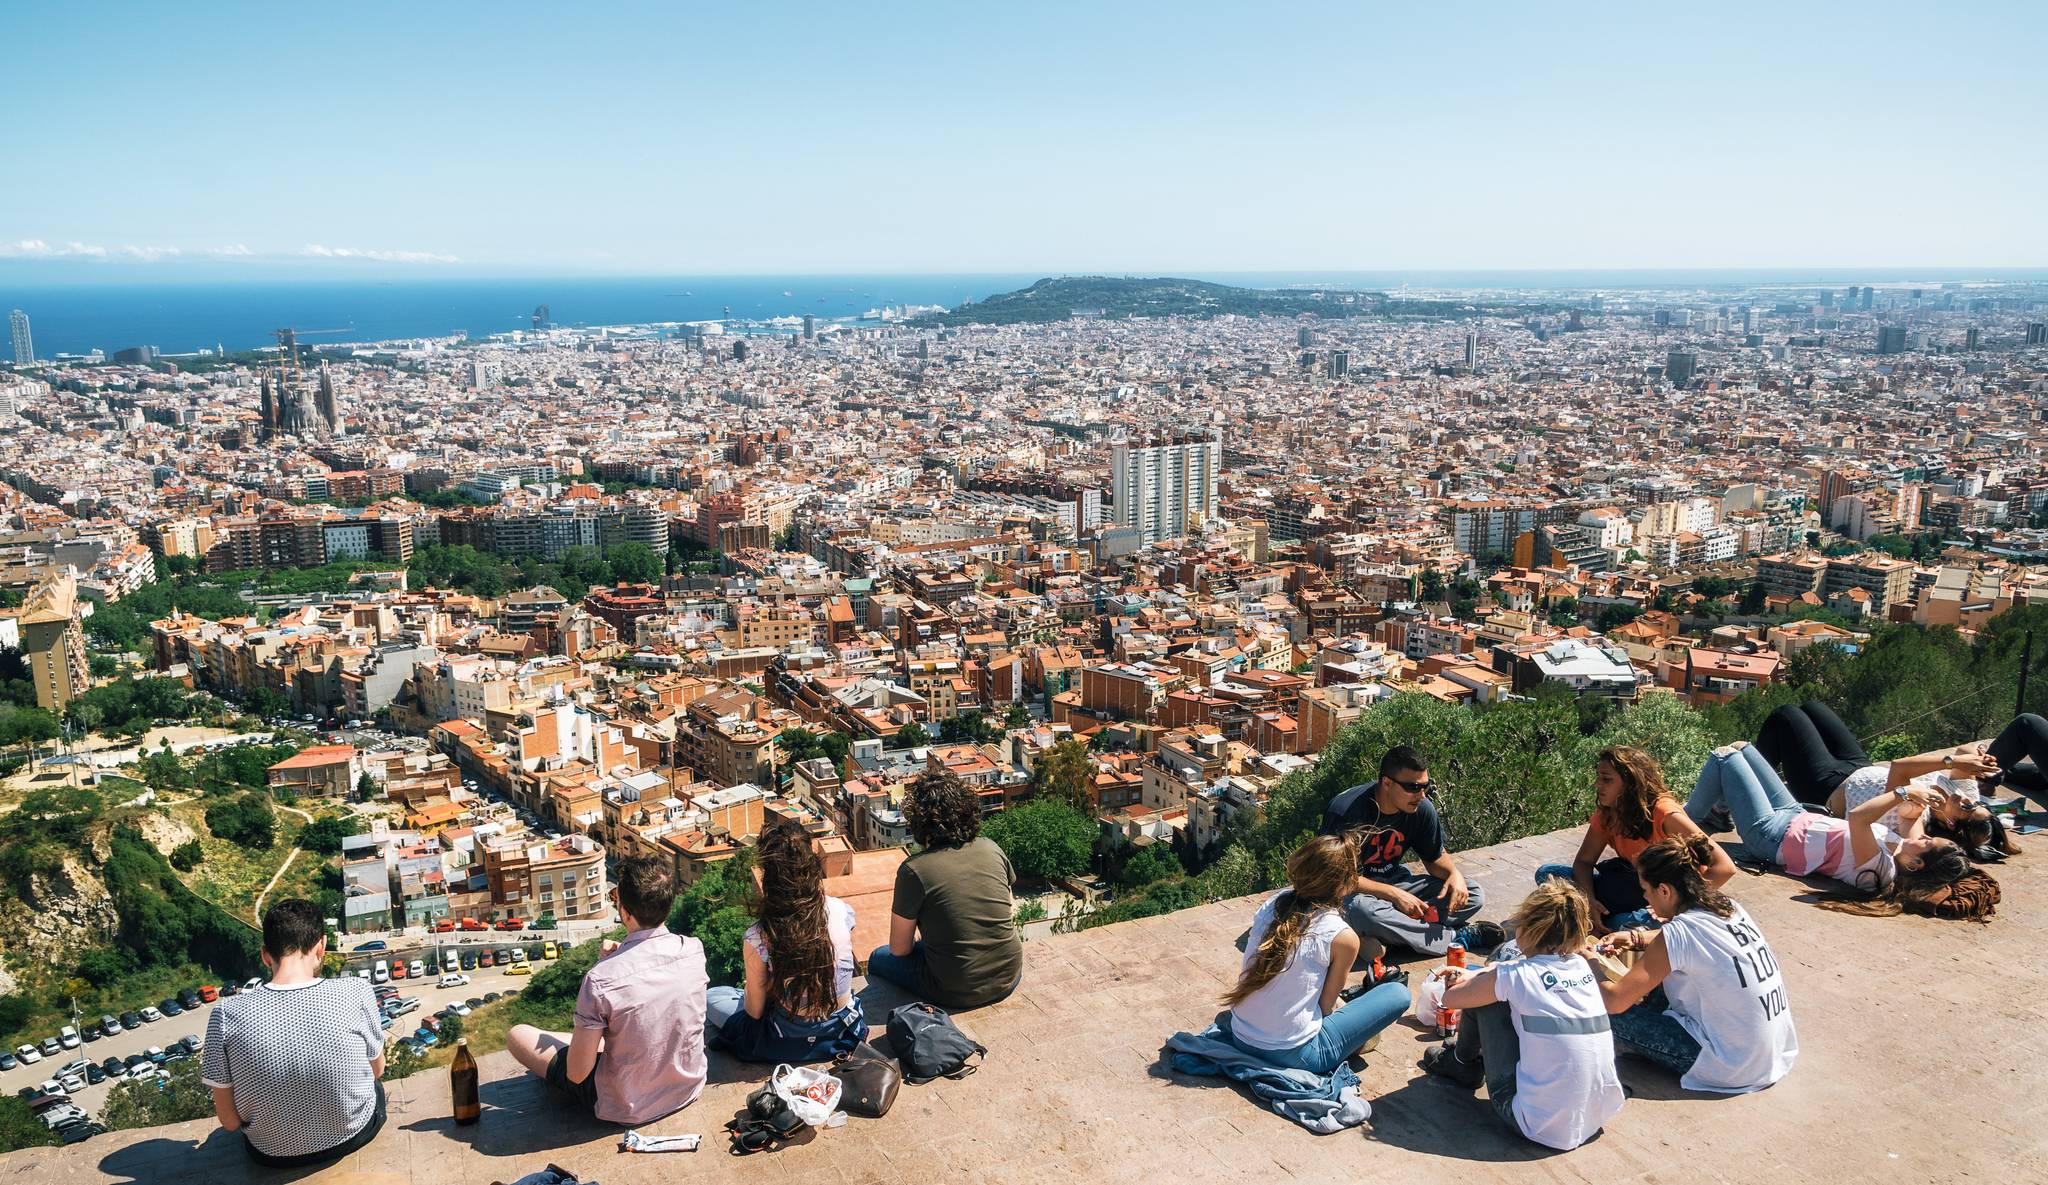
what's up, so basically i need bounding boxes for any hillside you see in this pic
[910,275,1561,327]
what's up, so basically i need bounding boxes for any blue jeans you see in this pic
[864,942,1020,1011]
[706,985,864,1064]
[1534,861,1656,932]
[1224,981,1409,1075]
[1609,987,1701,1076]
[1685,745,1801,860]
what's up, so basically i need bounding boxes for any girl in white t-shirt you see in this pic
[704,823,865,1063]
[1223,835,1411,1074]
[1598,836,1798,1093]
[1422,880,1625,1151]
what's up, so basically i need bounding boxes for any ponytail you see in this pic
[1223,835,1354,1007]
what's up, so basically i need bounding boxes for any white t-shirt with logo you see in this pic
[1656,902,1799,1093]
[1492,953,1626,1151]
[1230,891,1348,1051]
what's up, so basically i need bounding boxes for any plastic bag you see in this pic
[770,1062,845,1129]
[1410,967,1453,1029]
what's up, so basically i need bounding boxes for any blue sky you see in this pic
[3,1,2043,276]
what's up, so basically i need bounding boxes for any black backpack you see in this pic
[885,1002,986,1084]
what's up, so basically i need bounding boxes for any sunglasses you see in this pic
[1391,777,1433,794]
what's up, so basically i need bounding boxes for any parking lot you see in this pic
[1,959,544,1122]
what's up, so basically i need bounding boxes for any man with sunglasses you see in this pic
[1320,745,1503,961]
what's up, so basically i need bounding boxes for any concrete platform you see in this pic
[5,826,2043,1185]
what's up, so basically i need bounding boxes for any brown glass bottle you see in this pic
[450,1039,480,1125]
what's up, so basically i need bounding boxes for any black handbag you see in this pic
[831,1041,903,1118]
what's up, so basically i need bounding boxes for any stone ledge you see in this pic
[4,826,2042,1184]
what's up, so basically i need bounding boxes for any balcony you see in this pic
[13,825,2028,1184]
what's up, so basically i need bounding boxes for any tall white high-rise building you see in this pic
[8,310,31,365]
[1111,431,1221,545]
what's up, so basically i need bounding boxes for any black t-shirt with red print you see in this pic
[1319,782,1446,880]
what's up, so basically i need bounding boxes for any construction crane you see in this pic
[272,326,353,372]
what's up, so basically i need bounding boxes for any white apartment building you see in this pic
[1111,432,1221,545]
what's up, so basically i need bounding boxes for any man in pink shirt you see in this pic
[508,856,708,1124]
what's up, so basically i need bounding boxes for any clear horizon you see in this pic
[5,2,2044,276]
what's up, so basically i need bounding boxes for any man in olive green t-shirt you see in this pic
[868,835,1025,1009]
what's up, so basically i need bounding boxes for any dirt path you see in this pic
[250,802,317,918]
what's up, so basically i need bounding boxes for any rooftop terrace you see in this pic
[6,825,2041,1185]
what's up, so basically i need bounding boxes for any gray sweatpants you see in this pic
[1341,867,1486,958]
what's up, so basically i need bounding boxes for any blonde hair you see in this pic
[1507,879,1593,956]
[1222,835,1356,1007]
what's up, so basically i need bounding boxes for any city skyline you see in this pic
[5,2,2045,276]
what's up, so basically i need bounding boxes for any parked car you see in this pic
[241,977,262,992]
[476,950,494,968]
[458,950,476,970]
[80,1024,102,1043]
[37,1080,63,1097]
[495,918,525,931]
[122,1054,149,1073]
[120,1011,143,1030]
[389,961,406,981]
[58,1026,80,1049]
[352,940,388,953]
[442,1002,472,1018]
[373,984,398,1000]
[433,920,454,933]
[144,1046,167,1065]
[57,1074,84,1094]
[179,1035,200,1053]
[465,997,484,1009]
[437,973,469,989]
[218,982,239,998]
[407,959,425,979]
[542,942,559,960]
[505,964,531,976]
[16,1087,41,1103]
[99,1057,126,1078]
[176,989,200,1010]
[39,1038,60,1058]
[84,1064,104,1085]
[372,960,390,984]
[483,992,502,1003]
[58,1059,88,1079]
[57,1121,103,1145]
[157,999,184,1017]
[442,951,459,972]
[198,985,219,1003]
[0,1052,16,1072]
[532,913,558,930]
[507,947,527,964]
[458,918,487,932]
[378,1014,395,1030]
[15,1044,41,1065]
[100,1014,121,1036]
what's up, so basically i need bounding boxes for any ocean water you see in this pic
[6,268,2045,359]
[0,274,1040,358]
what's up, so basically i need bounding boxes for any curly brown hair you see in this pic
[1818,841,2000,923]
[904,769,983,851]
[1596,745,1675,843]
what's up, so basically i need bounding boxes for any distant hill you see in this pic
[912,275,1552,327]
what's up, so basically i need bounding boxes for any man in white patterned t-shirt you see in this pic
[202,899,388,1167]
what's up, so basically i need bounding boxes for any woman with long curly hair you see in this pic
[1221,835,1410,1073]
[1686,742,1998,921]
[1537,746,1735,934]
[704,822,865,1062]
[865,769,1024,1009]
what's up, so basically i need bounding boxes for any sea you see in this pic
[6,268,2046,359]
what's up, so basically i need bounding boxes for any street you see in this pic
[3,959,545,1119]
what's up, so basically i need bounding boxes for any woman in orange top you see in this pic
[1536,746,1736,934]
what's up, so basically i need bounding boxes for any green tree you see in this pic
[888,722,930,750]
[604,542,662,586]
[1004,703,1032,728]
[1114,843,1182,890]
[169,839,204,871]
[382,1040,428,1082]
[298,816,350,854]
[1548,597,1581,627]
[356,770,378,799]
[1419,567,1446,602]
[0,1096,60,1152]
[981,798,1095,880]
[101,1057,213,1130]
[205,792,276,848]
[439,1013,465,1045]
[1028,738,1095,813]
